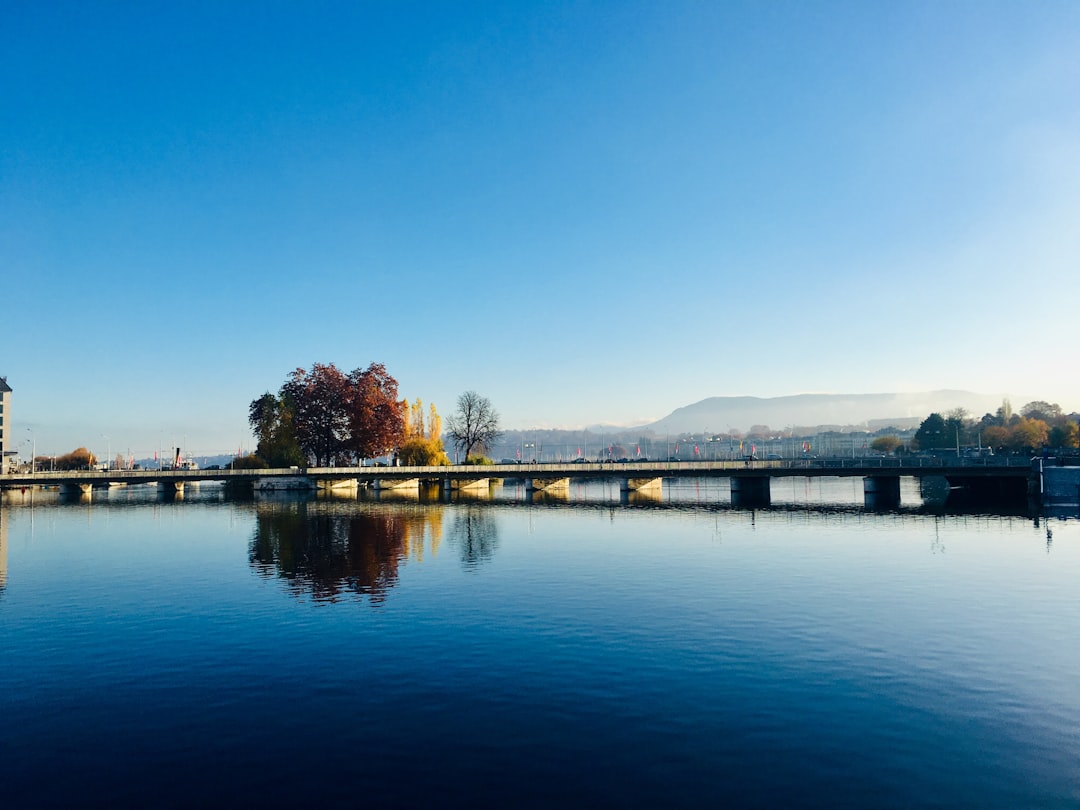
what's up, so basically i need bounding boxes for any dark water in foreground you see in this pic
[1,481,1078,808]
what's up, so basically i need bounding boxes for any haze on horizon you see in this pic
[4,2,1079,456]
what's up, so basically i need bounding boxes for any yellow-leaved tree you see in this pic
[398,398,451,465]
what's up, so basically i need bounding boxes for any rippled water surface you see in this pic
[2,482,1078,807]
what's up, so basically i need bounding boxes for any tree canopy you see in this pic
[249,392,305,467]
[914,413,950,450]
[398,398,451,465]
[250,362,405,466]
[919,398,1078,453]
[870,436,901,454]
[1020,400,1063,423]
[347,364,406,460]
[446,391,501,462]
[53,447,96,470]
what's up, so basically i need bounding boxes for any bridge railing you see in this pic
[1,455,1034,490]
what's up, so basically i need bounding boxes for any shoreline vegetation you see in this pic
[10,360,1080,473]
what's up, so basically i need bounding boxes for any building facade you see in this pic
[0,376,11,472]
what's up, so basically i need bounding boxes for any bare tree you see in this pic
[446,391,501,462]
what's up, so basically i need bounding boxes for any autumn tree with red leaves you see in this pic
[281,363,353,466]
[252,362,405,467]
[347,363,405,460]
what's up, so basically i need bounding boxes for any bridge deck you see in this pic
[1,457,1034,490]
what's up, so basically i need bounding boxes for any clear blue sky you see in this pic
[4,1,1079,457]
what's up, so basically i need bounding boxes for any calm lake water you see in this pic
[2,479,1078,808]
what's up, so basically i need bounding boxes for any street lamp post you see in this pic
[101,434,110,471]
[26,427,35,475]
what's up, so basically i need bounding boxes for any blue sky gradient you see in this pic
[4,1,1079,456]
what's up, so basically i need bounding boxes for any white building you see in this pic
[0,376,12,472]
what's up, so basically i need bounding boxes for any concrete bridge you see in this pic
[0,456,1040,507]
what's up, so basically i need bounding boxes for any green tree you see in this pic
[230,454,269,470]
[248,392,305,467]
[1048,422,1079,448]
[249,392,278,449]
[914,413,949,450]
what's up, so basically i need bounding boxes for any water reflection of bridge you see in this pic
[189,494,1064,608]
[0,484,1058,604]
[1,457,1035,508]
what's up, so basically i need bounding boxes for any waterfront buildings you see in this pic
[0,377,11,472]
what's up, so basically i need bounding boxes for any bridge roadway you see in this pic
[1,457,1035,505]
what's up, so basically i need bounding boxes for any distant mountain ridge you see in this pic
[644,390,1015,435]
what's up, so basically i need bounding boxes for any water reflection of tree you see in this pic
[449,505,500,570]
[250,502,443,604]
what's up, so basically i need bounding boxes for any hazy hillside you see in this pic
[645,390,1014,435]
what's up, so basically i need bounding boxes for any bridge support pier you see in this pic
[449,478,490,491]
[731,476,770,507]
[374,478,419,492]
[526,477,570,493]
[60,482,94,498]
[317,478,358,492]
[255,476,314,493]
[864,476,901,509]
[620,477,662,493]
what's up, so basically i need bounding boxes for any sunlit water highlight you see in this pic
[1,481,1078,807]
